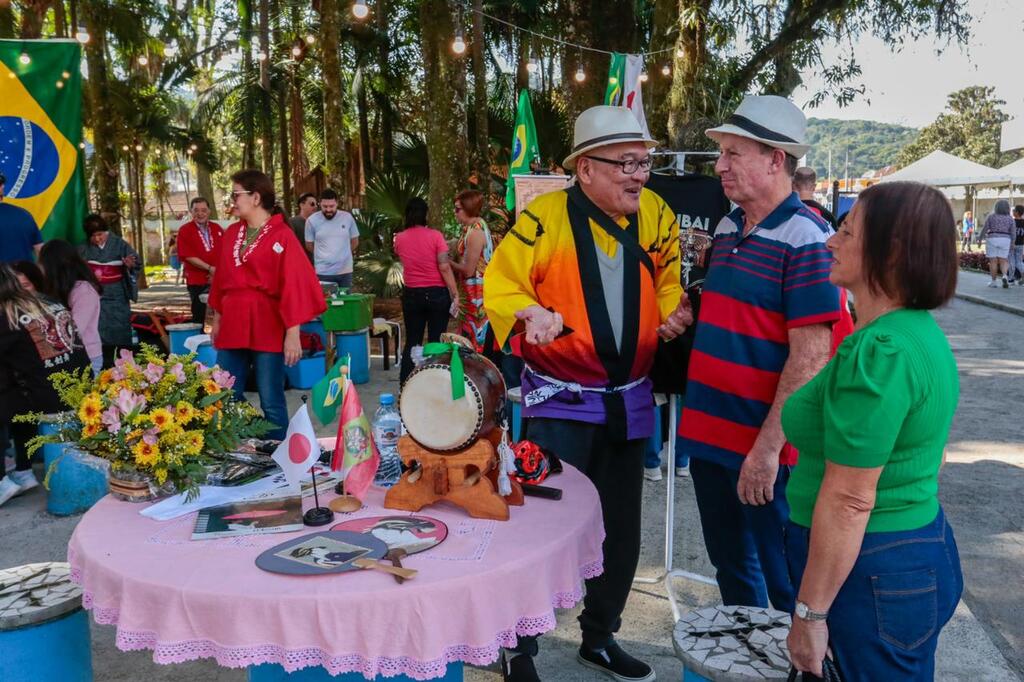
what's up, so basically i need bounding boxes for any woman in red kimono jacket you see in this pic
[208,170,326,439]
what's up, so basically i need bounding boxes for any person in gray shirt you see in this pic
[289,192,318,260]
[304,188,359,288]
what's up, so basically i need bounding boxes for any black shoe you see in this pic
[577,642,656,682]
[502,651,541,682]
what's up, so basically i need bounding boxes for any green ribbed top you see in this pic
[782,309,959,533]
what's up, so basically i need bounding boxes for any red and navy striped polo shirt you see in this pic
[679,192,841,470]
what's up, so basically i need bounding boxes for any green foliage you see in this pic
[896,86,1018,169]
[806,118,919,178]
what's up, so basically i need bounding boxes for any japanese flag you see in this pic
[271,404,320,490]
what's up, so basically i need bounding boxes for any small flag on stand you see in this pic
[505,88,540,211]
[310,354,349,425]
[271,403,321,491]
[329,378,378,500]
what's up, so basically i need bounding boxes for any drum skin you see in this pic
[400,349,506,452]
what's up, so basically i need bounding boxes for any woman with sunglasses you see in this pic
[208,170,326,440]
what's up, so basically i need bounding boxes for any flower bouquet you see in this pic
[19,345,272,501]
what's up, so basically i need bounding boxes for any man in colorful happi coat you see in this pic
[484,105,692,682]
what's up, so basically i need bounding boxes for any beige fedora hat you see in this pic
[705,95,810,158]
[563,105,657,170]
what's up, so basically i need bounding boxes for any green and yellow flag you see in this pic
[310,354,350,425]
[604,52,627,106]
[505,89,540,211]
[0,40,87,243]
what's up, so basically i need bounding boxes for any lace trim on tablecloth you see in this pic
[69,560,603,680]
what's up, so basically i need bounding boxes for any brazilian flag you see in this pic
[0,40,87,243]
[504,89,540,211]
[604,52,626,106]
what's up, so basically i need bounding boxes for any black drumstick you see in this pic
[521,484,562,500]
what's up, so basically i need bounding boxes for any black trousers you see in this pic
[187,284,210,325]
[399,286,451,385]
[514,417,646,652]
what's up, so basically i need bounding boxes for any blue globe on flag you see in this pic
[0,116,61,199]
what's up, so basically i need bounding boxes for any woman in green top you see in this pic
[782,182,963,681]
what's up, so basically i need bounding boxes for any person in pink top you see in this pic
[38,240,104,373]
[392,197,459,384]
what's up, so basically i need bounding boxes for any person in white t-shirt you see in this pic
[304,188,360,288]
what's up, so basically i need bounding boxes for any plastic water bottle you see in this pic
[372,393,403,488]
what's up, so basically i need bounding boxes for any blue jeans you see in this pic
[785,509,963,681]
[317,272,353,289]
[644,401,690,469]
[690,458,794,612]
[216,348,288,440]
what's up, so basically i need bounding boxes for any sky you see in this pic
[794,0,1024,128]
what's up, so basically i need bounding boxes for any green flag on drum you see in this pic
[0,40,87,243]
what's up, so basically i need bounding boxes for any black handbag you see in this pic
[787,657,843,682]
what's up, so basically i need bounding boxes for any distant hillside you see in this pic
[805,118,919,179]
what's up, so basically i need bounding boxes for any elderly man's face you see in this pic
[576,141,650,218]
[191,201,210,223]
[714,134,783,206]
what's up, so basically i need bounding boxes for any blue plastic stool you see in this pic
[507,386,522,442]
[166,323,204,355]
[195,341,218,368]
[0,562,93,682]
[285,352,327,390]
[300,319,328,351]
[248,661,463,681]
[335,328,370,384]
[39,417,108,517]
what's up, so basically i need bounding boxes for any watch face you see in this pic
[795,603,808,618]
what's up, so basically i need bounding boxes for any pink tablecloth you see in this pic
[68,464,604,680]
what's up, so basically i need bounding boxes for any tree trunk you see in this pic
[376,0,393,173]
[0,5,14,39]
[82,0,121,233]
[515,33,529,94]
[53,0,67,37]
[19,0,50,38]
[196,164,217,218]
[356,67,372,183]
[240,0,257,167]
[320,0,348,195]
[558,0,603,123]
[645,0,677,144]
[419,0,468,228]
[470,0,489,197]
[258,0,274,182]
[278,89,292,214]
[666,0,713,151]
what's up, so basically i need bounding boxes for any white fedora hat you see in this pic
[705,95,810,158]
[563,105,657,170]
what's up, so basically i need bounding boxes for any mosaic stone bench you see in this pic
[673,604,792,680]
[0,562,93,681]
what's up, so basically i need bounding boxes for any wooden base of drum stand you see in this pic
[383,436,523,521]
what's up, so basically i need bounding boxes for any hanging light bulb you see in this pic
[256,137,264,145]
[134,144,143,152]
[451,29,466,55]
[164,42,178,58]
[137,55,149,66]
[122,145,129,151]
[190,143,198,151]
[18,52,30,65]
[574,64,586,83]
[638,72,649,83]
[291,44,303,58]
[526,57,539,74]
[75,26,90,44]
[676,47,684,59]
[352,0,369,19]
[305,34,316,45]
[661,64,671,76]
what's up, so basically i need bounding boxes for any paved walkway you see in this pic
[955,269,1024,317]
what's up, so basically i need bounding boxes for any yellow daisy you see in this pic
[81,423,101,438]
[182,431,205,456]
[149,408,175,432]
[132,441,160,467]
[203,379,221,395]
[78,392,103,425]
[174,401,197,423]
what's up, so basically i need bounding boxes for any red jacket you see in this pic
[177,220,223,286]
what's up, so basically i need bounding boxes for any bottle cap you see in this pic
[380,393,395,405]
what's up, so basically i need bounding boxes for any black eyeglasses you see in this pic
[584,155,653,175]
[230,190,253,200]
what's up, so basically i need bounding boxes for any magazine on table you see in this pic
[192,495,304,540]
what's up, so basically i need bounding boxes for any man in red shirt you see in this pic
[176,197,223,324]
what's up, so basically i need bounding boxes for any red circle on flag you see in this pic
[288,434,311,464]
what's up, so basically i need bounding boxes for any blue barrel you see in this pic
[248,661,463,682]
[336,328,370,384]
[195,341,218,368]
[39,418,108,517]
[0,563,93,682]
[300,319,328,351]
[166,323,204,355]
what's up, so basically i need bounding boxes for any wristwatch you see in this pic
[794,601,829,621]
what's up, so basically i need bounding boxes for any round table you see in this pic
[67,464,604,680]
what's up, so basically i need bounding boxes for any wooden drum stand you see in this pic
[384,436,523,521]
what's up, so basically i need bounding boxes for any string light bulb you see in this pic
[190,143,198,151]
[137,55,149,66]
[638,72,648,83]
[291,44,303,58]
[574,65,586,82]
[134,144,143,152]
[661,64,670,76]
[305,35,316,45]
[451,29,466,55]
[352,0,369,19]
[79,142,86,149]
[121,145,129,151]
[676,47,684,59]
[75,26,90,44]
[164,43,178,58]
[526,57,539,74]
[18,52,30,65]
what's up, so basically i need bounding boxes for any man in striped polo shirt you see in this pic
[679,96,842,613]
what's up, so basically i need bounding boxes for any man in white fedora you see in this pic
[485,105,692,682]
[677,95,843,614]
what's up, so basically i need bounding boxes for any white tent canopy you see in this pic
[879,150,1008,188]
[997,157,1024,185]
